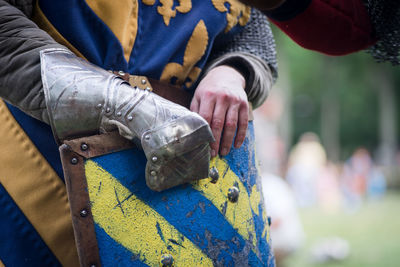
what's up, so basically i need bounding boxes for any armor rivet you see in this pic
[146,87,151,91]
[80,143,88,151]
[71,157,78,165]
[150,170,157,176]
[116,111,122,117]
[128,116,133,121]
[174,137,179,142]
[96,103,102,109]
[145,135,150,140]
[209,167,219,184]
[106,107,111,113]
[118,70,125,76]
[227,186,239,203]
[80,209,88,217]
[141,79,146,85]
[160,254,174,267]
[152,156,158,163]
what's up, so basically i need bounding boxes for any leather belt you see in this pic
[113,71,192,109]
[113,71,254,120]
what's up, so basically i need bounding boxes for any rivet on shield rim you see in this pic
[160,254,174,267]
[80,209,88,217]
[71,157,78,165]
[80,143,88,151]
[152,156,158,163]
[128,115,133,121]
[209,167,219,184]
[150,170,157,176]
[145,135,150,140]
[228,186,239,203]
[116,111,122,117]
[96,103,102,109]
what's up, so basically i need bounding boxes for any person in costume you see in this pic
[0,0,277,266]
[241,0,400,65]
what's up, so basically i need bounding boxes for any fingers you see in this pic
[197,93,215,126]
[191,65,249,157]
[219,104,238,156]
[234,103,249,148]
[190,96,200,113]
[210,97,229,157]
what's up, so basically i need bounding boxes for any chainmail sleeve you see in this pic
[363,0,400,65]
[205,8,277,109]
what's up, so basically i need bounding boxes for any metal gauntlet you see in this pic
[40,48,213,191]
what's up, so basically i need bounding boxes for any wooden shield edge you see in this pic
[60,132,135,267]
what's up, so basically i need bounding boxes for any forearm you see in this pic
[0,0,66,122]
[265,0,377,55]
[207,8,277,109]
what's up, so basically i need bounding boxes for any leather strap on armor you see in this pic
[40,48,214,191]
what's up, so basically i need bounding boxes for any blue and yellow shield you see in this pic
[60,122,274,266]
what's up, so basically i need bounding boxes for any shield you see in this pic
[60,122,274,266]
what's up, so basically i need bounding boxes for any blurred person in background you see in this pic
[341,148,386,210]
[317,162,342,213]
[254,90,287,176]
[262,173,305,266]
[286,132,327,207]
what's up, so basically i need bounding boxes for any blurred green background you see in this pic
[255,25,400,267]
[284,192,400,267]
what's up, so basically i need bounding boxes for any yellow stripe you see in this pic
[191,157,257,248]
[32,1,86,59]
[0,101,79,267]
[85,160,213,266]
[85,0,138,62]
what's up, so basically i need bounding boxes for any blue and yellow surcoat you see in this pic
[0,1,274,266]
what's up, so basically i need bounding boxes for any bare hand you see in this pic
[190,65,249,157]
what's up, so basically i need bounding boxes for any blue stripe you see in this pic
[92,147,266,266]
[38,0,127,72]
[224,122,258,194]
[5,103,64,180]
[224,122,273,264]
[94,224,148,267]
[0,184,61,267]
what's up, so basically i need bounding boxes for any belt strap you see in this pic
[113,71,192,109]
[113,71,254,120]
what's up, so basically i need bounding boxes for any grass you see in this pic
[283,192,400,267]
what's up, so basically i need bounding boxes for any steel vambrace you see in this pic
[40,48,214,191]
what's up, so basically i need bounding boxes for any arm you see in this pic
[240,0,377,55]
[0,0,213,191]
[191,8,277,156]
[0,0,65,122]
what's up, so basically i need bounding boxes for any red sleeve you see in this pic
[265,0,377,55]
